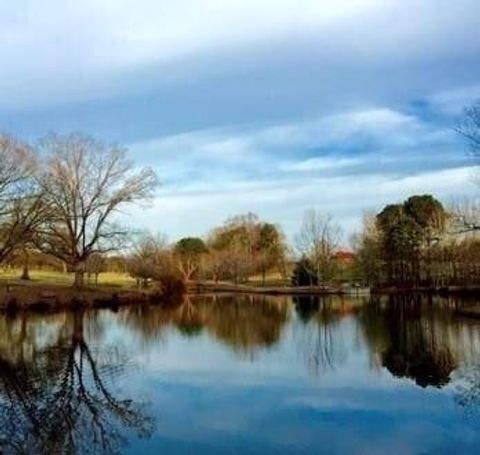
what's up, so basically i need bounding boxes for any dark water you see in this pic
[1,294,480,454]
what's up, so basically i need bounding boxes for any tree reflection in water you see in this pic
[293,292,480,417]
[292,293,478,386]
[293,296,346,376]
[0,310,154,454]
[382,295,456,387]
[360,295,459,388]
[120,294,290,358]
[2,294,480,452]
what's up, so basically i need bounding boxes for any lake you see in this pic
[1,293,480,454]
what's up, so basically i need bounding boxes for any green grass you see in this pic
[0,269,136,288]
[246,271,289,287]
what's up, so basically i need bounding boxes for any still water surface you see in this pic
[1,294,480,454]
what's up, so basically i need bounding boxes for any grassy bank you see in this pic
[0,269,168,312]
[0,268,135,288]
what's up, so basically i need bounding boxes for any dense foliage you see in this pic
[354,195,480,288]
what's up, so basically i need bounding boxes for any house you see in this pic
[332,250,356,266]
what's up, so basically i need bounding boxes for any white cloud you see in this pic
[124,165,478,244]
[278,157,362,173]
[128,105,459,187]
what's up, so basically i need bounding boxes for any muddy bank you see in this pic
[0,282,173,313]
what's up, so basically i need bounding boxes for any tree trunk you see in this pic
[20,248,30,281]
[74,262,86,288]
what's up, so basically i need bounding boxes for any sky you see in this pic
[1,0,479,243]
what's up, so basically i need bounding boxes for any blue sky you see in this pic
[1,0,479,242]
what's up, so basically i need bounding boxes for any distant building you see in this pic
[332,250,356,266]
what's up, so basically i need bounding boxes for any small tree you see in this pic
[85,253,106,285]
[127,233,184,296]
[295,209,341,284]
[291,257,318,287]
[256,223,287,285]
[35,133,158,288]
[174,237,208,281]
[127,233,167,288]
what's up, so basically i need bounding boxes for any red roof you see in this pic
[332,250,356,262]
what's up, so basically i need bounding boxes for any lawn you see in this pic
[246,271,290,287]
[0,269,136,288]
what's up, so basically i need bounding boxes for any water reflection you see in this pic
[1,294,480,453]
[119,295,480,387]
[120,294,289,357]
[0,310,153,454]
[359,295,458,387]
[293,296,357,376]
[118,293,480,388]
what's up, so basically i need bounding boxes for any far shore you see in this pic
[186,281,369,296]
[186,281,480,297]
[0,279,479,314]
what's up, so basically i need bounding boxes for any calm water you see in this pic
[1,294,480,454]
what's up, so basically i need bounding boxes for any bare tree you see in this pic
[456,101,480,186]
[35,133,158,288]
[457,101,480,156]
[127,232,168,288]
[0,135,47,264]
[448,197,480,232]
[295,209,341,284]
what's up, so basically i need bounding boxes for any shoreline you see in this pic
[186,281,480,297]
[0,281,169,313]
[1,280,479,314]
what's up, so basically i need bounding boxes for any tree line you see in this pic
[353,195,480,288]
[127,213,289,289]
[1,101,478,291]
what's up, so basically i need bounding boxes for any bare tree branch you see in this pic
[35,133,158,288]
